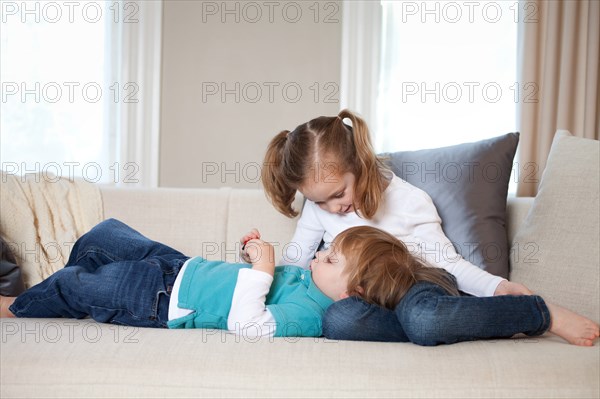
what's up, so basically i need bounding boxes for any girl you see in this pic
[259,109,599,345]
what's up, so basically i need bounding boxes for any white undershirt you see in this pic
[280,174,506,297]
[168,259,277,337]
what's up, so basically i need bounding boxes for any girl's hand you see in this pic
[240,228,261,263]
[245,238,275,276]
[494,280,533,296]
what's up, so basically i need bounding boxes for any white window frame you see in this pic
[106,0,162,187]
[339,1,382,139]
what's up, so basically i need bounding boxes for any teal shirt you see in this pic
[166,257,334,337]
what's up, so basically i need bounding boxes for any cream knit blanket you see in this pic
[0,172,104,288]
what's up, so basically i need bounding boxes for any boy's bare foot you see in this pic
[547,302,600,346]
[0,296,17,318]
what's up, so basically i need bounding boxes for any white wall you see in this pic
[159,1,343,188]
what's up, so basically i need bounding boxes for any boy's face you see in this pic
[309,244,350,302]
[299,169,356,215]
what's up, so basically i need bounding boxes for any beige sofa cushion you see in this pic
[100,186,230,260]
[510,131,599,322]
[1,318,598,398]
[100,186,304,263]
[224,190,303,263]
[505,197,533,245]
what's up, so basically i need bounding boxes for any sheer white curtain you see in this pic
[374,1,518,153]
[340,1,382,132]
[1,0,162,187]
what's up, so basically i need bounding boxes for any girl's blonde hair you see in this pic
[334,226,460,309]
[261,109,390,218]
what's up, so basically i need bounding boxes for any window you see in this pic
[375,0,518,153]
[1,0,162,186]
[1,1,111,182]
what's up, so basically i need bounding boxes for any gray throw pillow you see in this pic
[381,133,520,278]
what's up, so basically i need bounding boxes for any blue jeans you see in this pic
[9,219,189,328]
[323,281,551,346]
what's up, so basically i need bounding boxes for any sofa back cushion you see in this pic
[224,189,303,263]
[101,186,230,260]
[101,186,303,263]
[510,131,599,322]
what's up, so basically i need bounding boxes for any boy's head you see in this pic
[311,226,459,309]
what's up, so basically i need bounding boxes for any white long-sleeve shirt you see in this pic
[280,174,506,297]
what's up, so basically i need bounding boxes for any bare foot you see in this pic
[547,302,600,346]
[0,296,17,318]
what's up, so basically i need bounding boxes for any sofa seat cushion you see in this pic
[1,319,598,398]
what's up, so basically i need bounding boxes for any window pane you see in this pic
[376,0,518,152]
[1,1,108,182]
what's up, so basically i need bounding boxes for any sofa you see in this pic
[1,132,598,398]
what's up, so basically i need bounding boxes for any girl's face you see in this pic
[309,245,349,301]
[299,171,356,215]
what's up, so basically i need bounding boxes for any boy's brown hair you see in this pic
[261,109,390,219]
[334,226,460,309]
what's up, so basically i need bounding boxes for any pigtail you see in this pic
[337,109,389,219]
[261,130,299,218]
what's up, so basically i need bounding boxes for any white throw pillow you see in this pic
[510,130,599,322]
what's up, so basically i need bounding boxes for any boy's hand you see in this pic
[245,238,275,277]
[494,280,533,296]
[240,228,261,263]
